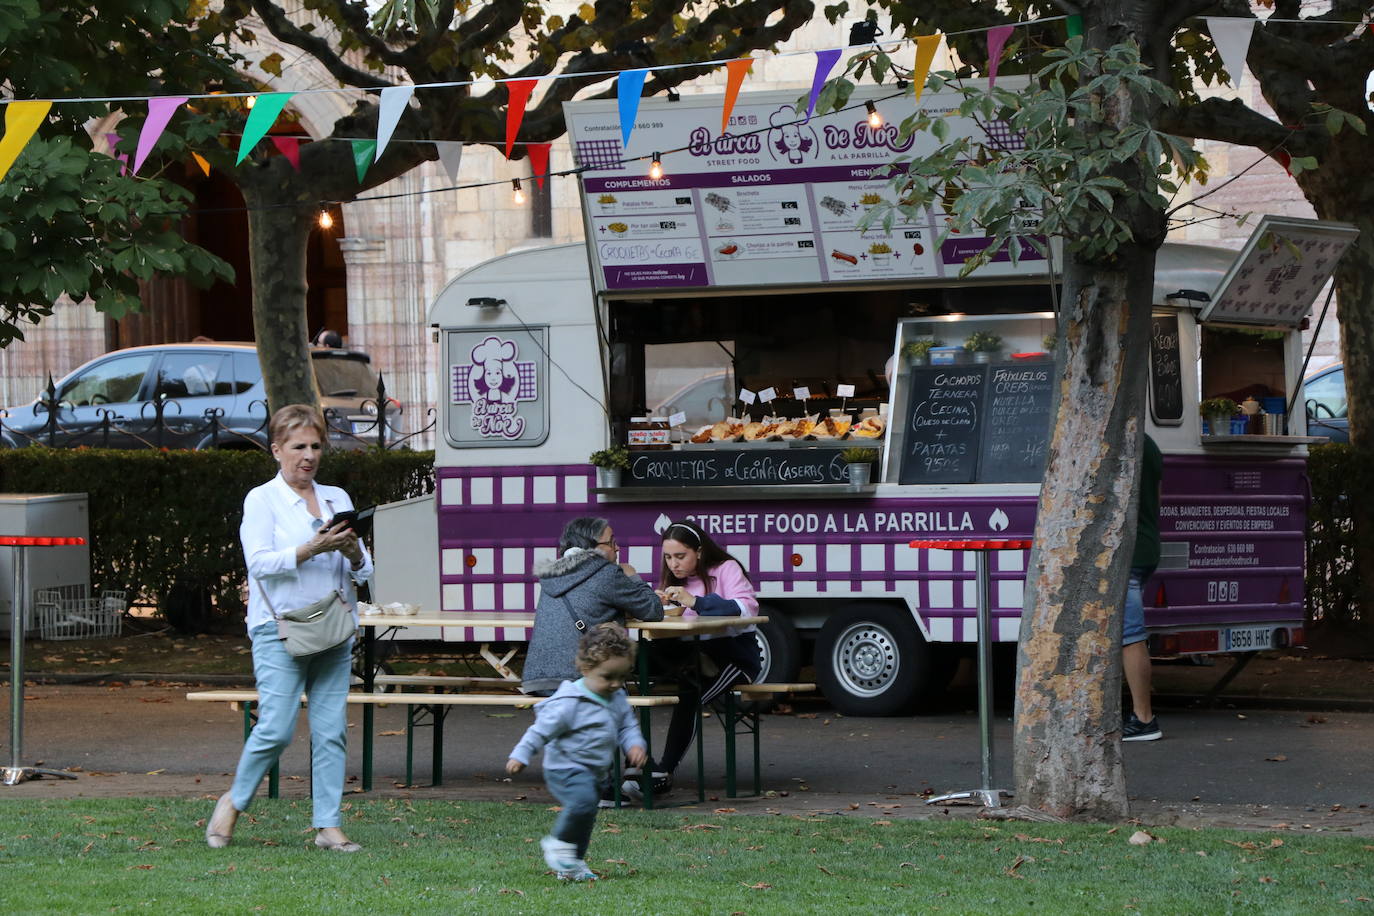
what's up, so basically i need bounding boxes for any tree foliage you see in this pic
[0,0,239,346]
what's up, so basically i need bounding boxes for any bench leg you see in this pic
[723,692,738,798]
[431,704,445,787]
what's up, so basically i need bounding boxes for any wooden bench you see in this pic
[187,689,677,795]
[721,682,817,798]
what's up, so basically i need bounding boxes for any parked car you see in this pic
[0,343,399,450]
[1303,363,1348,444]
[650,369,735,431]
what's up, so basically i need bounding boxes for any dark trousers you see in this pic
[657,633,761,775]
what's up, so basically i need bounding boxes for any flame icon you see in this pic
[988,508,1010,532]
[653,513,673,535]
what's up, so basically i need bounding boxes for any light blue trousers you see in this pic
[230,623,353,828]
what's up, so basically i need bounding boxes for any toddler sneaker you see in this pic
[540,835,581,878]
[564,859,598,882]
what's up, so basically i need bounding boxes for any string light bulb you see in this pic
[245,95,257,110]
[866,100,883,128]
[512,177,525,204]
[318,209,334,230]
[648,152,663,180]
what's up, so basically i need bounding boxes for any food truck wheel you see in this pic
[815,604,925,716]
[744,612,801,713]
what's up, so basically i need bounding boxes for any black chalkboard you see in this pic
[978,362,1055,483]
[898,365,986,484]
[1149,315,1184,424]
[624,446,852,487]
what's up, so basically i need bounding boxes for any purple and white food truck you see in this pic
[372,90,1340,715]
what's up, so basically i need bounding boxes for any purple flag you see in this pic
[806,48,843,120]
[133,96,187,175]
[987,26,1015,89]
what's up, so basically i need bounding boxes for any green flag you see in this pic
[351,139,377,183]
[236,93,295,165]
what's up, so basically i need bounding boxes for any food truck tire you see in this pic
[746,612,801,712]
[815,604,926,717]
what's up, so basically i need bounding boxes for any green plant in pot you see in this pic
[589,445,630,487]
[841,446,880,488]
[964,331,1002,363]
[1199,397,1240,435]
[902,338,941,366]
[1042,332,1058,353]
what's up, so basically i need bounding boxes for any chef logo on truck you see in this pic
[452,335,537,439]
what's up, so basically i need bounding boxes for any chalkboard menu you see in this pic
[624,446,852,487]
[1149,315,1184,425]
[978,364,1055,483]
[898,366,986,484]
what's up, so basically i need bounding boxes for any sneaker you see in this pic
[620,770,673,802]
[564,859,598,882]
[540,835,580,878]
[598,782,630,809]
[1123,713,1162,742]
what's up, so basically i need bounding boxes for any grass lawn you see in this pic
[0,799,1370,914]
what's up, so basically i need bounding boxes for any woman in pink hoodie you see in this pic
[622,520,760,799]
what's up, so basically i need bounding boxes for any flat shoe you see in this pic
[205,793,237,849]
[315,834,362,853]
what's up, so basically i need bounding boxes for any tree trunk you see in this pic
[1013,244,1155,819]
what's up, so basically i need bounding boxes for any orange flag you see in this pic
[912,34,943,104]
[721,59,754,133]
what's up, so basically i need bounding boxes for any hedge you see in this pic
[1305,443,1367,628]
[0,448,434,628]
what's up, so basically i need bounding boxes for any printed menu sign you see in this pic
[565,85,1044,293]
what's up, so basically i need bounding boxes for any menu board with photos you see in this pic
[564,85,1047,293]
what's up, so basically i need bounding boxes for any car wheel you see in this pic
[815,603,927,716]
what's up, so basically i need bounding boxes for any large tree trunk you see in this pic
[1013,245,1155,819]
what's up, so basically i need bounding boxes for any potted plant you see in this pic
[841,446,880,488]
[1199,397,1240,436]
[589,445,630,487]
[964,331,1003,363]
[1042,332,1057,352]
[902,338,941,367]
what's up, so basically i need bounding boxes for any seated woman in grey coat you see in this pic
[522,516,665,696]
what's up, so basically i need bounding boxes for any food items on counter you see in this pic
[819,195,848,217]
[831,249,858,265]
[742,420,782,441]
[689,425,714,444]
[776,416,818,438]
[702,419,746,441]
[813,416,852,439]
[851,415,886,438]
[607,222,629,234]
[705,192,732,213]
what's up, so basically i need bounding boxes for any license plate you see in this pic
[1225,626,1272,652]
[351,420,373,434]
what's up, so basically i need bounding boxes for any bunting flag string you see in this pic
[133,96,186,175]
[375,85,414,162]
[504,78,538,159]
[0,100,51,182]
[270,135,303,171]
[986,25,1015,89]
[237,92,294,164]
[721,58,754,132]
[616,69,648,147]
[527,142,551,188]
[1204,17,1256,87]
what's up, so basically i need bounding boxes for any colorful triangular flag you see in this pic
[617,69,648,147]
[912,35,943,104]
[236,92,294,164]
[133,96,187,175]
[504,78,538,159]
[270,135,302,171]
[1204,17,1256,88]
[527,142,551,188]
[986,26,1015,89]
[806,48,843,120]
[1066,15,1084,38]
[375,85,414,161]
[350,139,376,183]
[721,59,754,133]
[0,100,51,183]
[433,141,464,183]
[106,134,129,175]
[191,151,211,177]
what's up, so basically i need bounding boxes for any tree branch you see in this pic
[248,0,392,89]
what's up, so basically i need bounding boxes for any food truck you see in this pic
[371,88,1347,715]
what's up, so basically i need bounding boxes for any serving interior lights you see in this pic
[866,100,883,128]
[511,177,525,204]
[317,209,333,229]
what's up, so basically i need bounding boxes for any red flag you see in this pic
[270,135,303,171]
[527,142,551,187]
[504,78,539,159]
[721,59,754,133]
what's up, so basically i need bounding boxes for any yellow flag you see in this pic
[912,34,944,104]
[0,100,53,183]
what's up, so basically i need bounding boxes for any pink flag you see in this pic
[270,135,303,171]
[133,96,187,175]
[504,78,539,159]
[106,134,129,175]
[987,25,1015,89]
[527,142,551,188]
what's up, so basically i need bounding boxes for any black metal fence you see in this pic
[0,373,436,452]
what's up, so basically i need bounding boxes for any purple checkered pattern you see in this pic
[984,119,1026,151]
[573,138,625,171]
[450,362,537,403]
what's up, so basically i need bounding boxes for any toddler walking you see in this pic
[507,623,646,881]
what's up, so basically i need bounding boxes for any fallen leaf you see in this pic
[1268,838,1284,848]
[713,808,737,814]
[1264,755,1287,762]
[127,864,155,870]
[742,882,772,890]
[681,824,724,831]
[874,820,892,826]
[604,858,628,865]
[1259,876,1276,884]
[817,865,834,875]
[1306,714,1327,724]
[1128,831,1154,845]
[498,888,525,896]
[1005,854,1028,876]
[378,730,404,737]
[145,769,165,776]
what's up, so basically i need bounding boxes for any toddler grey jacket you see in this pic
[509,679,644,780]
[521,549,663,693]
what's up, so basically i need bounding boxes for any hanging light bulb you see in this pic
[648,152,663,180]
[245,95,257,110]
[318,209,334,230]
[866,100,883,128]
[512,177,525,204]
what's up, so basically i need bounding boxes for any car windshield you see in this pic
[312,354,377,398]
